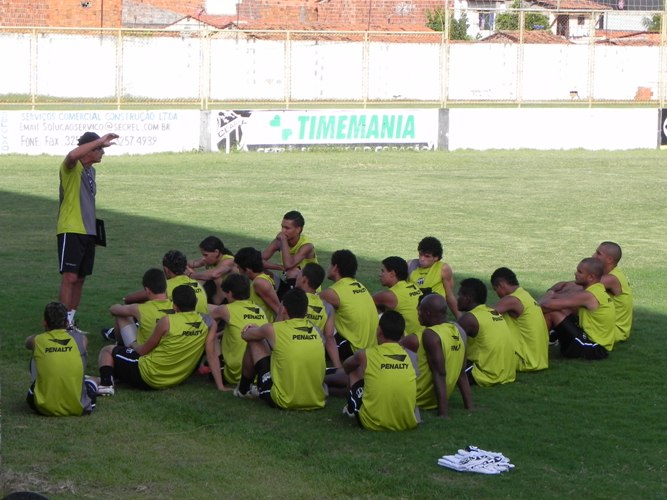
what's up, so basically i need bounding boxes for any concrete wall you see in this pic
[0,32,663,102]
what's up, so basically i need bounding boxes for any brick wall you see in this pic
[0,0,446,29]
[0,0,123,28]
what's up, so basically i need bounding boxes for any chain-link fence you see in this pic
[1,7,666,108]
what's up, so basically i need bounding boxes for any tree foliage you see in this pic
[643,14,661,32]
[426,8,471,40]
[495,0,550,31]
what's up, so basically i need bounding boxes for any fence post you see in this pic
[116,29,122,110]
[30,28,37,110]
[284,30,291,110]
[587,11,596,107]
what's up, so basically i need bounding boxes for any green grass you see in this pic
[1,150,666,498]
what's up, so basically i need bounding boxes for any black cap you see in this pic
[78,131,101,146]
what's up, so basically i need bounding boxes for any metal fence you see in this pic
[1,7,666,108]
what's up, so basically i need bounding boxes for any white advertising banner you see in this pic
[211,109,440,152]
[0,110,200,155]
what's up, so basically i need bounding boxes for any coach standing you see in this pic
[57,131,119,330]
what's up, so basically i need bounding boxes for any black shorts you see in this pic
[553,315,609,361]
[111,345,153,390]
[58,233,96,276]
[334,332,354,363]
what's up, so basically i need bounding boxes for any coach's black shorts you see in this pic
[58,233,96,276]
[111,345,153,390]
[553,315,608,361]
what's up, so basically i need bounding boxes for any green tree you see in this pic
[642,14,661,32]
[495,0,550,31]
[426,8,471,40]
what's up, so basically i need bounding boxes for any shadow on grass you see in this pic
[2,190,665,497]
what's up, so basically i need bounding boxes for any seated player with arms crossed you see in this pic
[540,257,615,360]
[234,288,326,410]
[262,210,318,299]
[342,310,418,431]
[26,302,98,416]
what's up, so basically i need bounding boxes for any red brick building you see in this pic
[0,0,446,30]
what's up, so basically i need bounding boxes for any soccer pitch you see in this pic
[1,149,665,498]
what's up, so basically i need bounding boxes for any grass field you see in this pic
[1,150,666,499]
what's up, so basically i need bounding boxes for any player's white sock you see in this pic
[67,309,76,325]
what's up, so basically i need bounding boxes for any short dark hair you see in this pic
[379,310,405,341]
[172,285,197,312]
[44,302,68,330]
[282,288,308,319]
[459,278,487,304]
[163,250,188,275]
[581,257,604,279]
[234,247,263,273]
[331,249,357,278]
[301,263,325,290]
[382,256,409,281]
[77,131,100,146]
[418,236,443,259]
[490,267,519,287]
[599,241,622,264]
[142,268,167,294]
[199,235,233,256]
[283,210,305,228]
[221,273,251,300]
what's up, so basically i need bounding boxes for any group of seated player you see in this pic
[26,211,633,430]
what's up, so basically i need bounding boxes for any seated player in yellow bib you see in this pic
[234,247,281,322]
[26,302,97,416]
[295,263,341,370]
[342,310,418,431]
[187,235,237,305]
[490,267,548,372]
[96,285,217,394]
[234,288,326,410]
[207,273,268,389]
[407,236,460,319]
[262,211,318,299]
[373,256,423,337]
[106,268,174,346]
[540,258,615,360]
[121,250,208,315]
[414,294,473,418]
[456,278,517,387]
[593,241,633,344]
[320,250,379,395]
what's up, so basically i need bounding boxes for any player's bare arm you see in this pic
[492,295,523,318]
[423,329,449,418]
[134,315,170,355]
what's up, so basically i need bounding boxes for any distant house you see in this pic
[526,0,611,39]
[481,29,572,42]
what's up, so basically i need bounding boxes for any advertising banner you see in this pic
[211,109,440,152]
[0,110,200,155]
